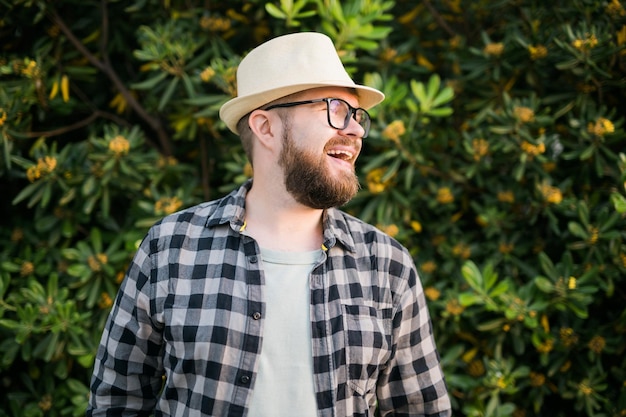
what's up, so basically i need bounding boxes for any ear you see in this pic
[249,109,281,150]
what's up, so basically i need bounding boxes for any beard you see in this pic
[278,124,360,210]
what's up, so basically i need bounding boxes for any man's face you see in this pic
[277,89,364,209]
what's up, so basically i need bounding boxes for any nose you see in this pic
[340,114,367,139]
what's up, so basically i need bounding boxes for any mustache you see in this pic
[324,136,361,152]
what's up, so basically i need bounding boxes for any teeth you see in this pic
[327,150,353,159]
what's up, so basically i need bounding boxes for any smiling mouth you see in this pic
[326,149,354,162]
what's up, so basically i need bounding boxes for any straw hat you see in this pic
[219,32,385,134]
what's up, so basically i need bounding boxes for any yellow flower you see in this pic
[26,166,41,182]
[472,138,489,161]
[98,292,113,309]
[200,67,216,83]
[424,286,441,301]
[567,276,577,290]
[378,224,399,238]
[497,190,515,203]
[484,42,504,56]
[382,120,406,143]
[514,106,535,123]
[224,66,238,96]
[560,327,579,347]
[410,220,422,233]
[26,156,58,182]
[536,338,554,353]
[416,54,435,71]
[578,382,594,396]
[445,298,465,315]
[366,167,394,194]
[20,261,35,277]
[498,242,514,254]
[200,15,231,32]
[529,372,546,387]
[21,59,39,78]
[528,44,548,60]
[606,0,626,17]
[109,92,128,114]
[588,335,606,354]
[0,109,7,126]
[452,243,471,259]
[155,196,184,215]
[572,34,598,51]
[521,140,546,156]
[60,74,70,102]
[109,135,130,156]
[436,187,454,204]
[379,48,398,63]
[38,394,52,412]
[420,261,437,274]
[543,162,557,172]
[88,253,108,272]
[588,117,615,136]
[539,182,563,204]
[158,156,179,168]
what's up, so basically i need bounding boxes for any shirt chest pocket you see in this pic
[343,304,393,395]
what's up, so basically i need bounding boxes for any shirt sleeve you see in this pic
[375,253,452,417]
[86,227,165,416]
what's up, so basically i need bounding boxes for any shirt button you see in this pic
[240,375,251,384]
[252,312,261,320]
[249,256,258,263]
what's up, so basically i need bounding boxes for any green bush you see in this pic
[1,0,625,416]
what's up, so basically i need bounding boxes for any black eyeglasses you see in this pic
[264,98,371,138]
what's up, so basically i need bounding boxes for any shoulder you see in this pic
[330,209,409,254]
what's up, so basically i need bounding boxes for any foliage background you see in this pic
[1,0,626,416]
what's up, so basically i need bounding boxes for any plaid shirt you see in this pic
[87,180,451,417]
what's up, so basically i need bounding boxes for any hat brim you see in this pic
[219,82,384,134]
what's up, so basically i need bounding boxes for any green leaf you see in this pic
[535,276,554,293]
[158,77,180,111]
[426,107,453,117]
[265,3,287,18]
[461,260,483,291]
[567,221,588,239]
[67,264,91,279]
[130,72,168,90]
[538,252,558,280]
[611,192,626,213]
[459,292,483,307]
[11,182,41,206]
[0,319,20,330]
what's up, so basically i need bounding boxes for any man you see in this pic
[87,32,451,417]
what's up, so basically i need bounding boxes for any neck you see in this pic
[243,182,324,252]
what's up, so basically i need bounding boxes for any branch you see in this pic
[422,0,457,38]
[47,7,174,156]
[24,112,99,138]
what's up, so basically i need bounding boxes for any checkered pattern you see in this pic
[87,180,451,417]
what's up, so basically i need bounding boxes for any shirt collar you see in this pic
[205,179,357,253]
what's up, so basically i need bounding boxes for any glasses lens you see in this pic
[327,99,348,129]
[328,99,370,138]
[354,109,370,137]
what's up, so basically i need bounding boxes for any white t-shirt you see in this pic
[247,247,322,417]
